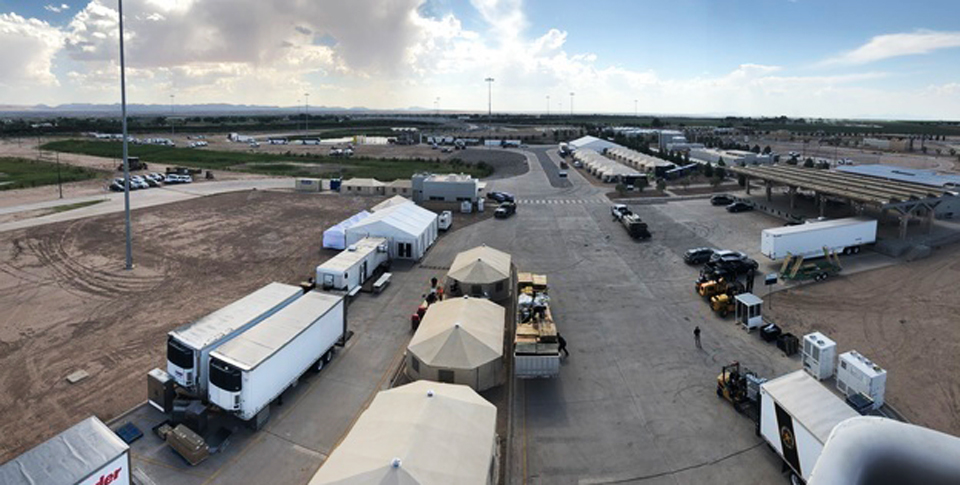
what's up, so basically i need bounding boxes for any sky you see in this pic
[0,0,959,119]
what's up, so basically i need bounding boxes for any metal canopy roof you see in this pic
[730,165,954,208]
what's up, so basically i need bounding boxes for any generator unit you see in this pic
[803,331,837,381]
[836,350,887,409]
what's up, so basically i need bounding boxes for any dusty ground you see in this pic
[767,243,960,436]
[0,190,381,463]
[759,139,960,172]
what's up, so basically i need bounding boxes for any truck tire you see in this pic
[323,349,334,364]
[853,246,861,254]
[316,358,324,371]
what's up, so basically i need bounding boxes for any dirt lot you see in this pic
[759,139,960,172]
[767,244,960,436]
[0,190,381,463]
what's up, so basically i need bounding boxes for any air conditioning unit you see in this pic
[837,350,886,409]
[802,331,837,381]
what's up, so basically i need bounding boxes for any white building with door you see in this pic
[345,201,438,260]
[316,237,389,292]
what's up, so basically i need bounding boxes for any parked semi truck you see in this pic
[761,217,876,260]
[166,282,304,397]
[514,272,560,378]
[759,370,859,483]
[208,291,345,427]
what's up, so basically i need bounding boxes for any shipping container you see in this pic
[166,282,303,397]
[208,292,345,423]
[761,217,877,260]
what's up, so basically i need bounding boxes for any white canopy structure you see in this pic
[407,297,505,391]
[571,149,642,183]
[447,245,512,301]
[346,202,438,260]
[309,381,497,485]
[606,146,676,173]
[371,194,412,212]
[323,211,371,250]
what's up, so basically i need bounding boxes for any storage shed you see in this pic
[322,211,371,250]
[406,297,505,391]
[308,381,497,485]
[446,245,512,301]
[316,237,389,292]
[341,178,386,196]
[346,202,438,260]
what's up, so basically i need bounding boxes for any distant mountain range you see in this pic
[0,103,432,117]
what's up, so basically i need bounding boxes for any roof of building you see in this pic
[169,282,303,350]
[316,237,387,273]
[324,211,371,236]
[212,292,343,371]
[426,173,476,183]
[569,135,621,153]
[762,371,859,444]
[836,164,960,188]
[308,381,496,485]
[343,178,386,187]
[447,245,512,285]
[349,201,437,237]
[573,148,645,177]
[387,179,412,188]
[371,195,412,212]
[408,297,504,369]
[0,417,128,485]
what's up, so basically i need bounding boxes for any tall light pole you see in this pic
[435,97,440,116]
[634,99,638,118]
[485,77,494,117]
[119,0,132,270]
[170,94,175,137]
[546,95,550,116]
[296,98,301,131]
[304,93,310,133]
[569,92,574,116]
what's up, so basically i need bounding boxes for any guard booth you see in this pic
[735,293,763,330]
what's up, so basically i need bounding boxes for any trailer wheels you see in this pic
[853,246,861,254]
[323,349,334,364]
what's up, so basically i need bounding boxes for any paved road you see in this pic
[0,178,292,233]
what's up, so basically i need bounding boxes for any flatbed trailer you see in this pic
[515,272,560,378]
[780,248,842,282]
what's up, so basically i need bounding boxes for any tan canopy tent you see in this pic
[309,381,498,485]
[406,297,505,391]
[446,245,512,301]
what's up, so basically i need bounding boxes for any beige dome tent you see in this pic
[309,381,498,485]
[406,297,505,391]
[446,245,512,301]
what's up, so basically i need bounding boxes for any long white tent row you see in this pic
[571,149,641,183]
[606,146,676,173]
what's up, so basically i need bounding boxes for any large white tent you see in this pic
[309,381,497,485]
[323,211,371,250]
[407,297,504,391]
[346,202,438,260]
[446,245,512,301]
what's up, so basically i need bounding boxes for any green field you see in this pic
[51,199,106,213]
[0,158,101,191]
[41,139,492,181]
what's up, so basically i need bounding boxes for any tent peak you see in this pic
[427,389,435,397]
[391,457,402,468]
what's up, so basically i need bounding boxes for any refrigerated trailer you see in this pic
[761,217,877,260]
[759,370,859,482]
[0,417,129,485]
[208,291,345,425]
[166,282,304,397]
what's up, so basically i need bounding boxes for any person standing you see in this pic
[694,326,702,349]
[557,333,569,357]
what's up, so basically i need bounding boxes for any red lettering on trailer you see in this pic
[94,467,122,485]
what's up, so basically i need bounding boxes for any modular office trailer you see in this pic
[761,217,877,260]
[759,370,859,481]
[166,282,304,397]
[315,237,389,292]
[208,291,345,422]
[0,417,129,485]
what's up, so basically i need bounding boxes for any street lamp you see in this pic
[634,99,638,118]
[118,0,132,270]
[304,93,310,133]
[569,92,574,116]
[546,95,550,116]
[170,94,175,137]
[485,77,494,117]
[435,97,440,116]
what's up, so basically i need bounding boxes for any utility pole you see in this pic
[634,99,638,118]
[57,151,62,199]
[485,77,494,117]
[435,97,440,116]
[546,95,550,116]
[304,93,310,133]
[170,94,175,137]
[119,0,133,270]
[569,92,574,116]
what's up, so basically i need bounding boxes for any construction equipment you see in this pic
[716,362,765,419]
[780,247,842,282]
[710,293,736,317]
[621,213,651,239]
[118,156,147,171]
[696,277,742,299]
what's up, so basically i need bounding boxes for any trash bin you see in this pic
[761,323,782,342]
[777,333,799,356]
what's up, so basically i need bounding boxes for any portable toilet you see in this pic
[735,293,763,331]
[330,178,342,192]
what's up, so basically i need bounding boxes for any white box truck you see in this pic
[166,282,303,397]
[760,217,877,260]
[759,370,859,482]
[0,417,129,485]
[208,291,345,424]
[316,237,389,292]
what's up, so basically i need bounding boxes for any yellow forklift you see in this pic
[717,361,764,426]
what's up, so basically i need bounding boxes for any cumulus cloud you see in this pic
[824,30,960,65]
[44,4,70,13]
[0,13,63,87]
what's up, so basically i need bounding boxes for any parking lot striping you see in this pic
[517,198,608,205]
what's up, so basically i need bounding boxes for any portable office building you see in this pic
[316,237,389,292]
[345,202,438,260]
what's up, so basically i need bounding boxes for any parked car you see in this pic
[487,191,514,203]
[146,173,165,182]
[611,204,631,221]
[144,177,161,188]
[131,179,149,190]
[494,202,516,219]
[710,194,735,206]
[707,250,759,273]
[179,174,193,184]
[164,174,181,184]
[684,247,716,265]
[108,181,124,192]
[726,201,754,213]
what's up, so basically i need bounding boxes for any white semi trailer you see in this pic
[761,217,877,260]
[208,291,345,426]
[166,282,304,397]
[759,370,859,482]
